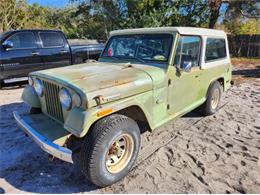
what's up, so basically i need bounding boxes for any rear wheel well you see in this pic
[217,77,224,90]
[206,78,224,98]
[0,80,3,89]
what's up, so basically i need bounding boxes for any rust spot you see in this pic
[99,79,132,89]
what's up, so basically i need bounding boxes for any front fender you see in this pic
[22,85,41,108]
[64,91,154,138]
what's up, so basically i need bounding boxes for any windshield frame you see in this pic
[0,31,12,43]
[100,33,175,64]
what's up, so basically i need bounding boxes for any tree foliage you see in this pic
[224,0,259,35]
[0,0,28,32]
[0,0,258,39]
[122,0,210,28]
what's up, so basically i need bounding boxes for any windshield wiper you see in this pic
[102,56,121,60]
[122,56,145,63]
[131,57,145,63]
[102,55,145,63]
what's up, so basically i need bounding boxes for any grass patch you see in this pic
[231,57,260,64]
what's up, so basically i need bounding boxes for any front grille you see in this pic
[43,80,64,123]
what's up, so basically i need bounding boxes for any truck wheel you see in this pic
[80,114,140,187]
[200,81,222,116]
[0,80,3,89]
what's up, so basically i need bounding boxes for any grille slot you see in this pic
[43,80,64,123]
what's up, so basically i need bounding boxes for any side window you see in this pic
[174,36,201,68]
[6,32,37,49]
[39,32,64,48]
[205,38,226,62]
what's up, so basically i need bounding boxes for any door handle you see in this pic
[31,52,39,56]
[59,50,68,54]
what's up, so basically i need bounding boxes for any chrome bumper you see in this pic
[13,111,73,163]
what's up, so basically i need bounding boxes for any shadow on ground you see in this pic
[232,66,260,78]
[0,99,203,193]
[0,102,99,193]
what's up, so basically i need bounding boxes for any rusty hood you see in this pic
[31,62,154,107]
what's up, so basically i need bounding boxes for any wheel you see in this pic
[80,114,140,187]
[0,80,3,89]
[200,81,222,116]
[30,107,42,114]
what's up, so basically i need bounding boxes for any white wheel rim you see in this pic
[105,134,134,174]
[211,88,220,110]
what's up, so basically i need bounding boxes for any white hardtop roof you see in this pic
[110,27,227,37]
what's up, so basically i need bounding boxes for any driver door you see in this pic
[167,35,203,116]
[1,31,43,80]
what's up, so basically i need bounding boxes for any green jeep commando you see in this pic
[14,27,232,187]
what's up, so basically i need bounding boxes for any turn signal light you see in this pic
[97,108,113,117]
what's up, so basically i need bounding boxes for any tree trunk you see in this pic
[208,0,223,29]
[247,35,252,58]
[237,40,244,57]
[209,12,219,28]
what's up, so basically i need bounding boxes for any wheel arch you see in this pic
[207,77,224,97]
[216,77,224,90]
[114,105,152,133]
[82,104,152,139]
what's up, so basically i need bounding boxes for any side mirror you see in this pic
[182,61,192,72]
[2,40,13,50]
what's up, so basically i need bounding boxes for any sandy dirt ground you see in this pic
[0,60,259,193]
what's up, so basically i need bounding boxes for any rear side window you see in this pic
[6,32,37,49]
[205,38,226,62]
[39,32,64,47]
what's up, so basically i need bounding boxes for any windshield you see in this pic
[102,34,174,63]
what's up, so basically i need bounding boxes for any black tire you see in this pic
[30,107,42,114]
[0,80,3,89]
[80,114,140,187]
[200,81,222,116]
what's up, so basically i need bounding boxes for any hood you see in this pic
[31,62,165,107]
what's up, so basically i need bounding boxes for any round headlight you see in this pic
[72,93,82,107]
[59,88,72,110]
[28,76,33,86]
[34,79,43,96]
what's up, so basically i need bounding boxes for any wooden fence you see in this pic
[228,35,260,58]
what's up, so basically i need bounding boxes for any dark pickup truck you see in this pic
[0,29,104,87]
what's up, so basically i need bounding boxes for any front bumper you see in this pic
[13,111,73,163]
